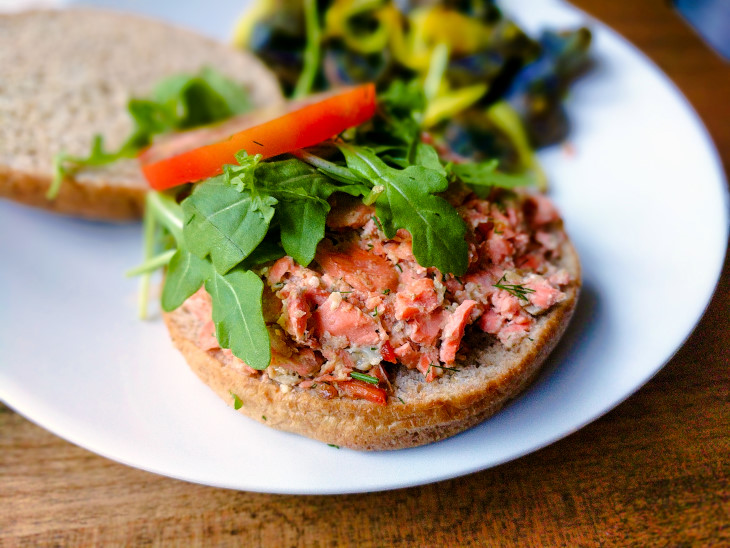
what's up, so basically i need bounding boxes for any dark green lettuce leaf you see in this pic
[182,175,277,274]
[205,268,270,370]
[450,159,534,197]
[256,159,341,266]
[161,249,211,312]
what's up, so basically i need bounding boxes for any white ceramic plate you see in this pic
[1,1,727,494]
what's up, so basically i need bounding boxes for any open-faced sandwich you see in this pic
[134,0,588,449]
[134,79,580,450]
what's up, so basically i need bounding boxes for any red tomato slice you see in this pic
[139,83,376,190]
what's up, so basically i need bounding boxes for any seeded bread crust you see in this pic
[163,239,580,450]
[0,9,282,220]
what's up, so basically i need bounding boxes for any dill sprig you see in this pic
[493,274,536,302]
[427,363,461,375]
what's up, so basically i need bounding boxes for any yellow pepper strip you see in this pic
[487,101,548,191]
[424,84,488,128]
[378,4,430,71]
[423,43,449,104]
[409,6,494,56]
[324,0,390,54]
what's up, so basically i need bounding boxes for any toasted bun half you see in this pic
[0,9,281,220]
[163,239,580,451]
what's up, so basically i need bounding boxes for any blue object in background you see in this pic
[675,0,730,61]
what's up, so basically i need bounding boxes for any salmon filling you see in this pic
[186,188,572,399]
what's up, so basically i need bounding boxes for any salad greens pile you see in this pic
[236,0,591,186]
[134,81,531,370]
[48,68,252,199]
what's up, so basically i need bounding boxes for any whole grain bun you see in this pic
[163,239,580,451]
[0,9,282,220]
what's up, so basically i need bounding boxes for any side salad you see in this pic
[236,0,591,185]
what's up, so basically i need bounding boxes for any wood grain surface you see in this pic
[2,1,728,546]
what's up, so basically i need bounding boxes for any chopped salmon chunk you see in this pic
[312,293,380,345]
[440,300,477,364]
[409,309,446,346]
[394,278,442,320]
[525,275,566,311]
[316,240,399,293]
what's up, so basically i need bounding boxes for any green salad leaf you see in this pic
[224,152,263,191]
[376,80,425,145]
[240,239,286,270]
[256,158,369,266]
[414,143,446,176]
[161,249,211,312]
[182,176,277,274]
[155,66,252,123]
[450,159,534,197]
[338,144,468,276]
[359,80,425,164]
[258,160,336,266]
[205,268,270,370]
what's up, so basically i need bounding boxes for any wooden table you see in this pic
[2,1,728,545]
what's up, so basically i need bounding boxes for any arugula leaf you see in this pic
[414,143,446,175]
[182,175,277,274]
[256,159,342,266]
[256,158,339,195]
[205,268,270,370]
[277,198,328,267]
[123,99,176,151]
[450,160,534,198]
[161,249,211,312]
[149,68,251,130]
[224,152,263,191]
[354,80,425,164]
[378,80,425,132]
[187,66,252,116]
[338,144,468,275]
[240,239,286,270]
[355,82,439,170]
[364,141,443,175]
[293,149,370,189]
[48,130,146,199]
